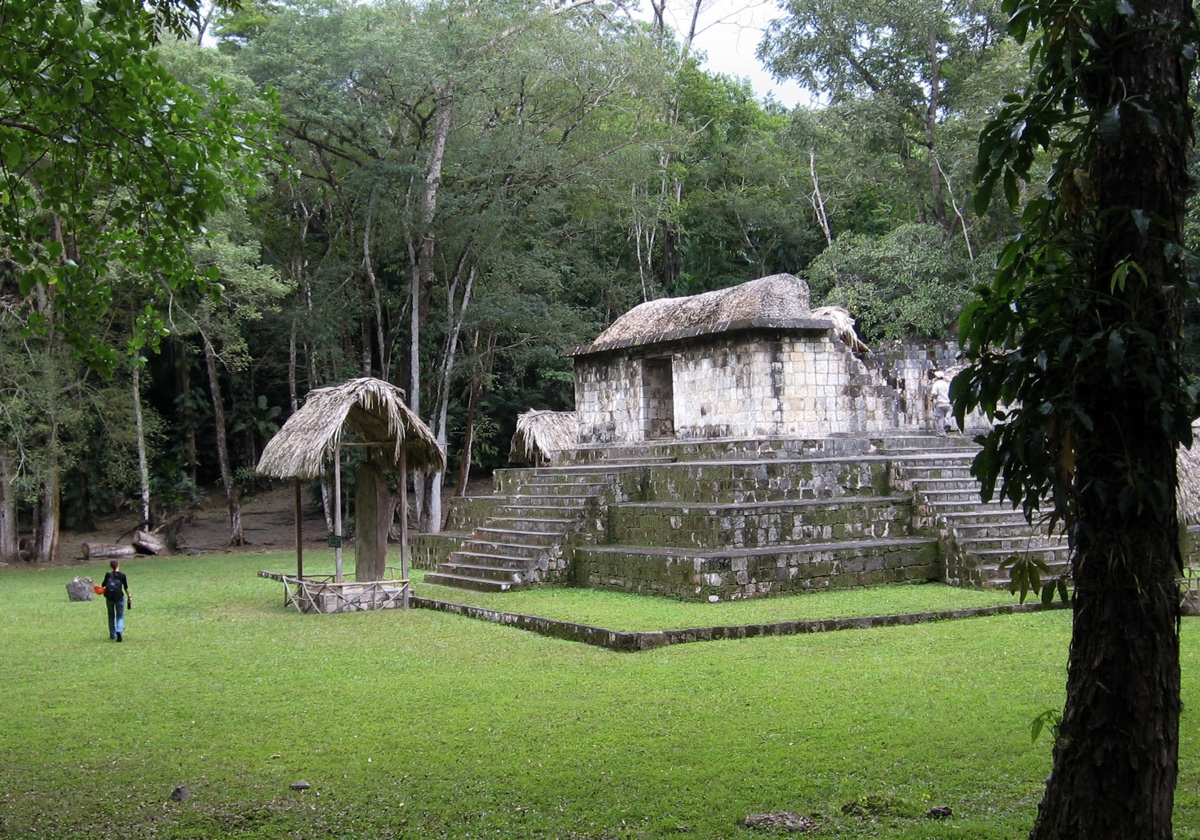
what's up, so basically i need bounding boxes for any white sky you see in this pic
[651,0,809,109]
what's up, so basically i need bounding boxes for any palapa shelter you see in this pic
[257,377,445,613]
[509,409,577,466]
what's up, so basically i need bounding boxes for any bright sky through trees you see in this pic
[652,0,809,107]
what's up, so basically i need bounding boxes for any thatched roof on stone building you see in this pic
[257,377,445,479]
[1178,424,1200,526]
[569,273,837,356]
[509,409,577,465]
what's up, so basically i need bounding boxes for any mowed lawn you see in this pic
[3,552,1199,839]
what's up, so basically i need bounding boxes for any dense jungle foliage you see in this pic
[0,0,1191,556]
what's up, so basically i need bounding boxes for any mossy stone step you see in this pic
[423,571,517,592]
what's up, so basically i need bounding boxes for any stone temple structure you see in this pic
[567,273,981,443]
[414,273,1066,601]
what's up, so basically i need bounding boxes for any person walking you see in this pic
[930,370,952,437]
[101,560,131,642]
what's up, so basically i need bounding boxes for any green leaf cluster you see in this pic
[955,0,1198,539]
[0,0,273,373]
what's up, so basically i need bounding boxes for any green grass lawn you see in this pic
[4,552,1199,839]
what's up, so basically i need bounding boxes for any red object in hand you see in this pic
[93,584,105,595]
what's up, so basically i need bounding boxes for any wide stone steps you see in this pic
[910,477,984,493]
[457,540,549,559]
[916,488,1011,506]
[425,474,614,593]
[503,482,609,497]
[438,560,526,580]
[502,493,595,506]
[896,444,1072,588]
[481,515,576,534]
[951,520,1066,541]
[956,534,1067,552]
[472,526,563,545]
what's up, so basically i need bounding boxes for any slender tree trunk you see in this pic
[363,191,390,380]
[422,265,475,532]
[924,31,947,230]
[455,366,482,497]
[177,341,198,485]
[201,335,244,545]
[288,324,299,413]
[133,360,151,526]
[360,315,373,377]
[809,146,833,245]
[408,84,453,532]
[36,420,59,563]
[1030,1,1190,835]
[0,447,19,563]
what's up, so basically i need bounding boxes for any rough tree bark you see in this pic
[1029,0,1191,836]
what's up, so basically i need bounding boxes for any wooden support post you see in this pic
[333,443,343,582]
[294,478,304,580]
[400,446,409,609]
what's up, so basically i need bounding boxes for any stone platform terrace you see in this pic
[413,435,1069,600]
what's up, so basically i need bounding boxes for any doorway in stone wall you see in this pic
[642,357,675,439]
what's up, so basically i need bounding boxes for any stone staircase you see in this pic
[424,470,615,592]
[423,435,1072,598]
[887,439,1071,588]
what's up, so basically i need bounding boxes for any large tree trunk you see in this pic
[354,461,389,582]
[1030,1,1190,836]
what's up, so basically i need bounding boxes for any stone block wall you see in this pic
[637,457,891,505]
[608,497,911,549]
[865,340,991,434]
[572,330,977,446]
[443,496,504,532]
[670,332,867,439]
[573,354,642,444]
[573,541,940,602]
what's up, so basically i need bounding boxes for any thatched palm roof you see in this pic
[1178,424,1200,526]
[257,378,445,479]
[509,410,577,465]
[568,273,836,356]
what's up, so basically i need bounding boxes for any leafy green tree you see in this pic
[0,0,275,559]
[954,0,1194,834]
[0,0,267,374]
[761,0,1011,239]
[805,223,977,341]
[239,0,672,529]
[668,66,824,294]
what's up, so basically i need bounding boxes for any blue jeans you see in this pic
[106,598,125,639]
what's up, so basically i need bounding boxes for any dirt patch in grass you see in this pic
[38,477,496,566]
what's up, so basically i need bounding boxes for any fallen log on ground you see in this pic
[133,530,169,555]
[82,543,136,561]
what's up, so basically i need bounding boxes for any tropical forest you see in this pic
[0,0,1051,561]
